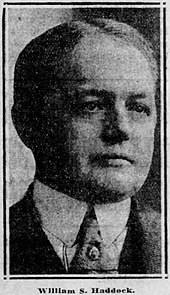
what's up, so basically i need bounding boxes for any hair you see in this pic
[11,18,158,150]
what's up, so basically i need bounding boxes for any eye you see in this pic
[126,101,151,116]
[78,101,104,113]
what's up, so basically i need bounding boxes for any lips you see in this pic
[90,153,134,168]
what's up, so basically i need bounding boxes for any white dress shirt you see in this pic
[33,180,130,272]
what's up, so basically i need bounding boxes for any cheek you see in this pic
[133,122,155,165]
[69,119,101,156]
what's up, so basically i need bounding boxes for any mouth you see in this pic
[90,153,134,168]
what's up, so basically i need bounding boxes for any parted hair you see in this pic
[11,18,158,151]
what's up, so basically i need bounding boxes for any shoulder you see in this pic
[131,197,161,233]
[137,205,161,237]
[138,205,161,255]
[10,183,40,240]
[134,202,161,273]
[9,184,65,274]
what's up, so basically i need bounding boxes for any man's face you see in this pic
[45,35,157,203]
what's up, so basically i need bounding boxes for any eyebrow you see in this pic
[127,93,147,100]
[76,89,116,100]
[76,88,147,100]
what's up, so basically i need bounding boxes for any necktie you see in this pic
[69,206,119,274]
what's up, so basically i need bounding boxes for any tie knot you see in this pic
[76,206,101,246]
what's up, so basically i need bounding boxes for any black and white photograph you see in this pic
[1,1,168,294]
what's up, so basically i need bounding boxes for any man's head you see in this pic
[12,19,158,203]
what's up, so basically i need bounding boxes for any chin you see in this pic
[83,167,148,204]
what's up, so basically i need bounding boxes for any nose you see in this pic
[101,102,130,145]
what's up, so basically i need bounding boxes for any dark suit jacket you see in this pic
[10,184,161,274]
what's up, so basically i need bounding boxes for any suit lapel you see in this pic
[118,199,146,274]
[10,183,66,274]
[118,198,161,274]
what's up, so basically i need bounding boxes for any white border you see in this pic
[1,1,169,295]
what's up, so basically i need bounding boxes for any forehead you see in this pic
[68,34,155,96]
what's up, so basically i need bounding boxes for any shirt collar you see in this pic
[33,180,131,248]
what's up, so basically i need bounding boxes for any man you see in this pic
[10,18,161,274]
